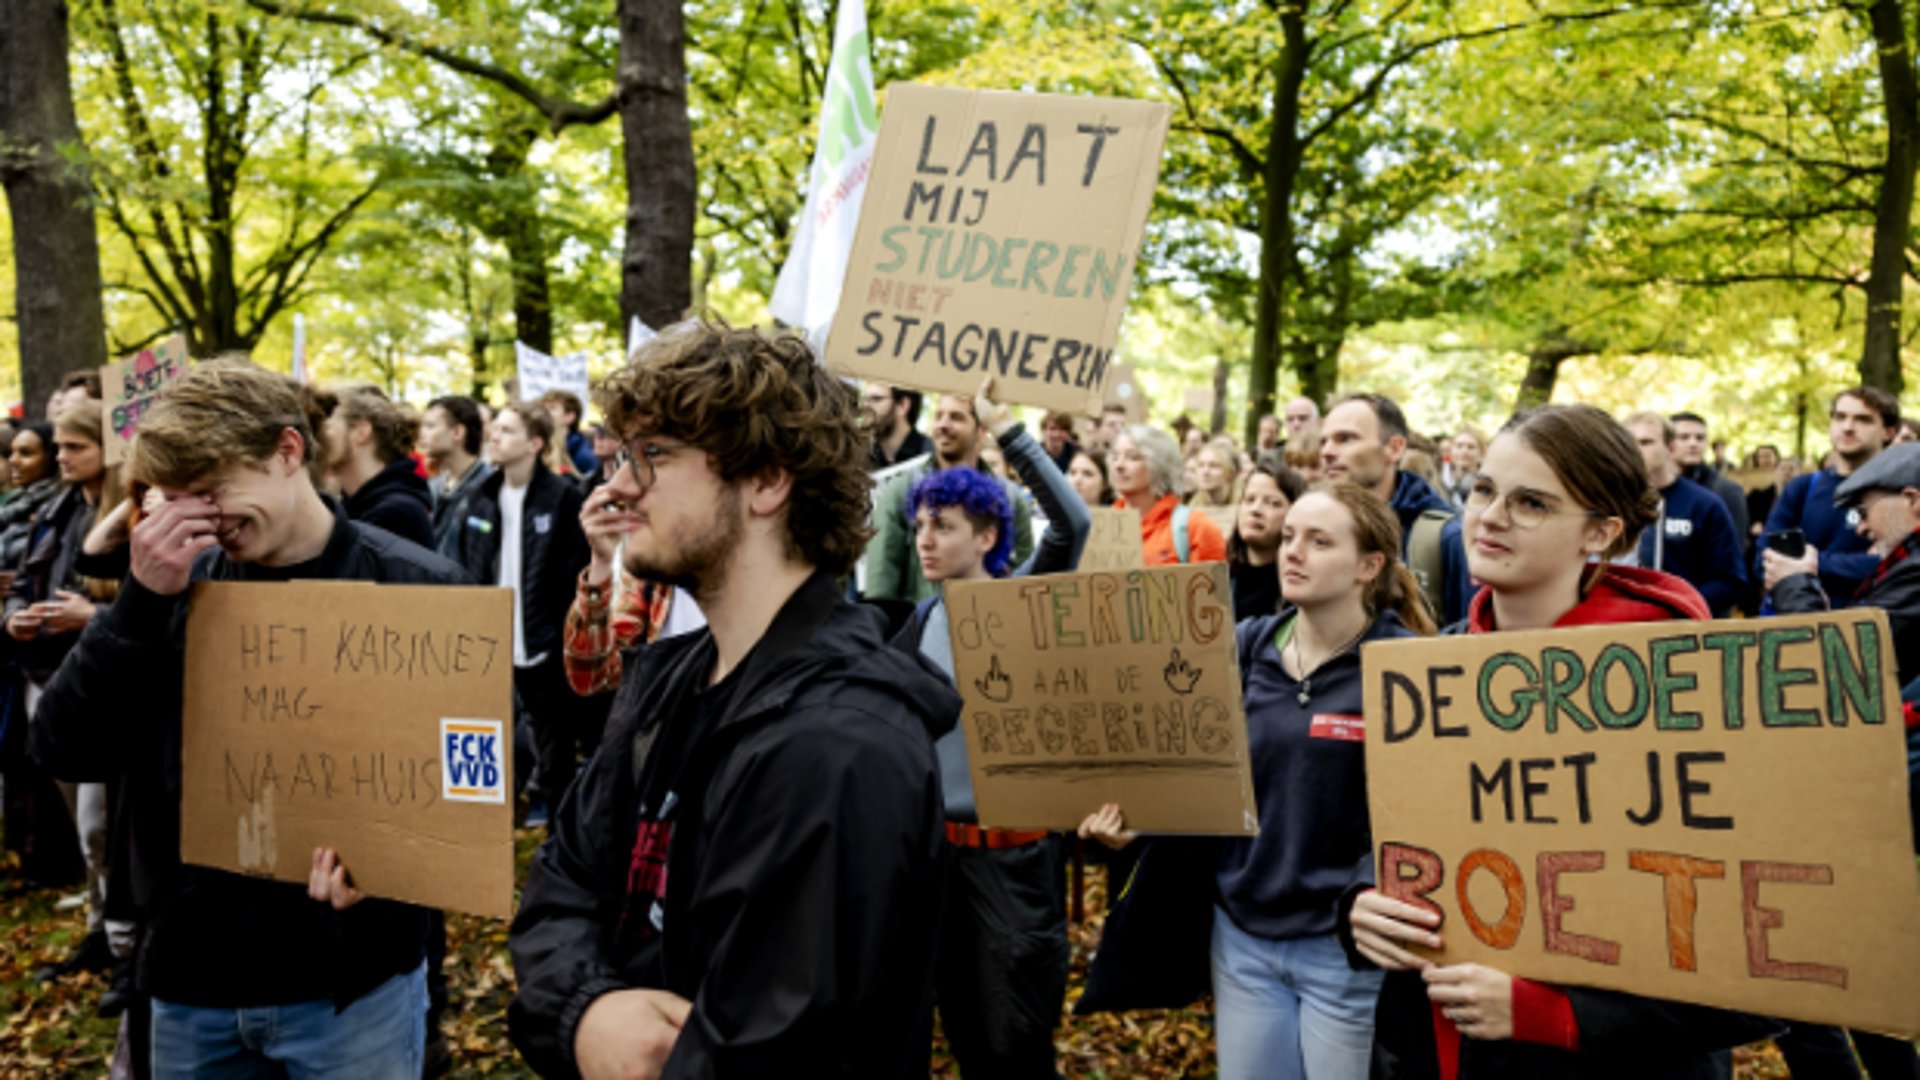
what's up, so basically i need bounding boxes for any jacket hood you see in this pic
[1466,563,1710,632]
[1390,470,1453,522]
[346,458,431,512]
[716,572,961,745]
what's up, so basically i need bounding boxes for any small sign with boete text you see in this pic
[1362,609,1920,1036]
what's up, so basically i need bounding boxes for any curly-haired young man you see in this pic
[507,320,962,1079]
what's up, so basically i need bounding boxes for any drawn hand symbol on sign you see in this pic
[976,656,1014,703]
[1164,649,1202,695]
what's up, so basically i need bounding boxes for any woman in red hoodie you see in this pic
[1344,404,1780,1080]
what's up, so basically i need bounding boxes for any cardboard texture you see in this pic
[1362,609,1920,1036]
[1078,508,1145,571]
[180,581,516,919]
[945,562,1258,833]
[826,84,1171,415]
[101,335,191,466]
[1102,362,1145,422]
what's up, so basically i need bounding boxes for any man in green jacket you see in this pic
[864,391,1033,602]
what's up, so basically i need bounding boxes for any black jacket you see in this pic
[455,463,588,662]
[4,484,99,682]
[508,570,960,1078]
[29,501,470,1009]
[431,458,495,561]
[344,457,434,549]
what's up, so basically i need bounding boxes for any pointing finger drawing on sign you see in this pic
[975,655,1013,703]
[1163,648,1201,694]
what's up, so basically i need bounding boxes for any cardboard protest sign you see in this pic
[1103,362,1144,422]
[101,335,191,466]
[945,562,1257,833]
[514,341,591,404]
[1362,609,1920,1036]
[181,582,516,919]
[826,84,1171,415]
[1079,508,1144,571]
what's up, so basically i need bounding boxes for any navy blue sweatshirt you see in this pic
[1638,476,1747,617]
[1215,609,1414,940]
[1758,468,1878,602]
[1388,471,1475,626]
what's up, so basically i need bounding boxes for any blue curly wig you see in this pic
[907,467,1014,577]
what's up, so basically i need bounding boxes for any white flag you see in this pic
[768,1,878,345]
[291,314,307,384]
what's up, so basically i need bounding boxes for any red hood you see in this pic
[1465,564,1710,632]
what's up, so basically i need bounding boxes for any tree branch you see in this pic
[244,0,616,134]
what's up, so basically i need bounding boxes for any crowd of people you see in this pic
[0,321,1914,1080]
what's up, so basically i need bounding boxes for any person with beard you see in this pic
[454,402,589,827]
[1669,412,1750,542]
[323,388,434,548]
[864,392,1034,602]
[1756,387,1899,602]
[1320,394,1473,624]
[862,381,932,469]
[507,319,958,1079]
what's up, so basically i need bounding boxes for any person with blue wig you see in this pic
[898,375,1090,1078]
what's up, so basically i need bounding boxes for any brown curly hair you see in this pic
[594,318,874,577]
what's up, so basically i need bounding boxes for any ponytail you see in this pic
[1375,561,1438,636]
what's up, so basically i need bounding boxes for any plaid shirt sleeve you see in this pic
[562,569,672,696]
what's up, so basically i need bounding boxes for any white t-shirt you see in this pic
[498,481,544,667]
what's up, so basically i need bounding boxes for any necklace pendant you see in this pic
[1297,688,1311,706]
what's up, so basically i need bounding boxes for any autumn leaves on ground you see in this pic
[2,839,1790,1078]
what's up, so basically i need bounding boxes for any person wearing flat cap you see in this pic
[1762,439,1920,1080]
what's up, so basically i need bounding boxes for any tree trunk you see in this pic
[0,0,108,415]
[1246,4,1308,445]
[617,0,694,331]
[1514,334,1593,411]
[1861,0,1917,395]
[1209,358,1228,435]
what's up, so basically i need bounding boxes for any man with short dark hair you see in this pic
[865,393,1034,603]
[30,360,462,1076]
[1626,412,1747,616]
[863,381,931,469]
[508,321,957,1078]
[1092,403,1129,451]
[421,395,493,558]
[1670,412,1750,543]
[1321,392,1473,622]
[1757,386,1899,602]
[1255,413,1281,453]
[455,402,589,825]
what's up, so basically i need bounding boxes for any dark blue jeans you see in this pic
[150,962,426,1079]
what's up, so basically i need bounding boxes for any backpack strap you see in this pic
[1173,504,1191,564]
[1407,509,1450,619]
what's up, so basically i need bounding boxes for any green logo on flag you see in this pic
[818,29,877,168]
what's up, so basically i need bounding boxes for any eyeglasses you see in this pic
[610,439,685,489]
[1463,476,1603,530]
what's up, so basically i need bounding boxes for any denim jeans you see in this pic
[150,962,426,1080]
[1211,909,1382,1080]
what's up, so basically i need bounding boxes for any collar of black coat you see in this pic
[219,496,358,581]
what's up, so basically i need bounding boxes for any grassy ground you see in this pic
[0,841,1803,1079]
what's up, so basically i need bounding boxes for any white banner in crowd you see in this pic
[767,0,878,345]
[628,316,657,357]
[513,341,590,403]
[291,313,308,384]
